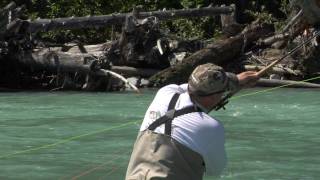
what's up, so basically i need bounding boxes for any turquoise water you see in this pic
[0,88,319,180]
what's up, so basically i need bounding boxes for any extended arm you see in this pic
[237,71,260,88]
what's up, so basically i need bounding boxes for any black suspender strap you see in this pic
[165,93,180,135]
[148,93,180,133]
[147,109,175,132]
[168,93,180,110]
[148,106,200,133]
[147,93,201,136]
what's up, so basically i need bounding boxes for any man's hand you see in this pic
[236,71,260,88]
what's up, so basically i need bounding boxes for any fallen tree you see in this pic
[244,65,302,76]
[0,2,16,36]
[18,48,159,78]
[21,6,234,33]
[2,1,320,91]
[20,49,96,73]
[111,66,159,78]
[149,22,274,86]
[15,49,142,92]
[257,78,320,88]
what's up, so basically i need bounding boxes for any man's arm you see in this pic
[200,120,227,177]
[237,71,260,88]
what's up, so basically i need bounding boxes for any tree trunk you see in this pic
[149,23,274,87]
[257,78,320,88]
[23,6,234,33]
[111,66,160,78]
[20,49,95,73]
[244,65,302,76]
[0,2,16,17]
[0,2,16,35]
[16,49,158,78]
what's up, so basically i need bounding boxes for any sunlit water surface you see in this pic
[0,88,319,180]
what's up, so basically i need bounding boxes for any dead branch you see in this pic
[23,6,234,33]
[149,23,274,86]
[244,65,302,76]
[257,78,320,88]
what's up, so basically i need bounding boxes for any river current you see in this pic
[0,88,319,180]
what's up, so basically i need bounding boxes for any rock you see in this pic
[140,78,150,87]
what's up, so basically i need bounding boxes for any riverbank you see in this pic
[1,1,320,92]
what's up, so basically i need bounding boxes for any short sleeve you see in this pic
[199,120,227,176]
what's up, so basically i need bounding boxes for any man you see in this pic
[126,63,259,180]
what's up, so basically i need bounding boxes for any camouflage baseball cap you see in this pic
[188,63,239,96]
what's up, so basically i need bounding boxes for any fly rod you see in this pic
[256,30,320,77]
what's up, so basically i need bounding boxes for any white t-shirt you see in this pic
[140,84,227,176]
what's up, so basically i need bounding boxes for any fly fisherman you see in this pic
[126,63,259,180]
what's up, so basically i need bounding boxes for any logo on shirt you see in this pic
[149,111,161,120]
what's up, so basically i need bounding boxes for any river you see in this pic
[0,88,319,180]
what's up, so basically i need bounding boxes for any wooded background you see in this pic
[0,0,290,43]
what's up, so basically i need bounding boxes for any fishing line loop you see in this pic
[2,75,320,159]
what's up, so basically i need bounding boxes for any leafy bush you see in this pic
[1,0,290,43]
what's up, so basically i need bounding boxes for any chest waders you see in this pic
[126,93,205,180]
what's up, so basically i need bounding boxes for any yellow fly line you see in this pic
[0,121,139,159]
[231,75,320,100]
[1,75,320,159]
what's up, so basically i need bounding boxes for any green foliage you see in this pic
[0,0,291,43]
[245,0,291,31]
[280,0,291,16]
[246,10,275,24]
[162,17,217,40]
[180,0,205,8]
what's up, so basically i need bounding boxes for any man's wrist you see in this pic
[227,72,241,93]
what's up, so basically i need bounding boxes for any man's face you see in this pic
[205,92,224,112]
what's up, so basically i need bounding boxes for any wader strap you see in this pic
[168,93,180,111]
[165,93,180,135]
[148,93,201,136]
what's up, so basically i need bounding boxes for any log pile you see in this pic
[0,2,235,91]
[1,1,320,92]
[149,22,274,86]
[24,6,233,33]
[149,0,320,88]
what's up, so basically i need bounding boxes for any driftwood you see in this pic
[22,6,234,33]
[244,65,302,76]
[15,49,143,92]
[22,45,159,77]
[0,2,16,19]
[281,10,303,33]
[292,0,320,25]
[98,69,140,93]
[149,23,274,86]
[0,2,16,34]
[2,1,320,91]
[20,49,96,73]
[257,31,320,77]
[62,42,110,53]
[111,66,159,78]
[257,78,320,88]
[260,33,290,46]
[1,2,26,37]
[18,48,158,79]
